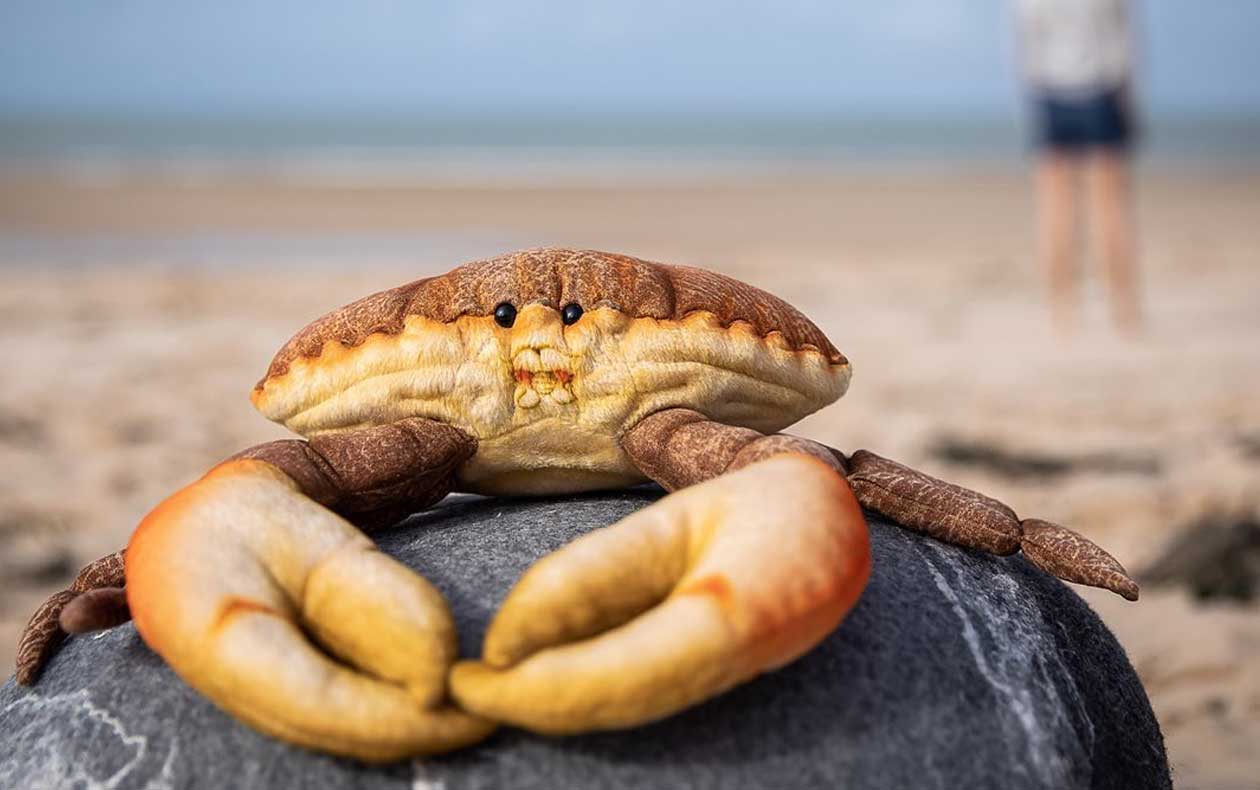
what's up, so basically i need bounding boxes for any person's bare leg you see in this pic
[1086,149,1142,335]
[1035,151,1080,334]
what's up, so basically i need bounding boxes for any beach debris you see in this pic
[1140,514,1260,602]
[930,435,1160,481]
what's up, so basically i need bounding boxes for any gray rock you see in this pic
[1,489,1170,790]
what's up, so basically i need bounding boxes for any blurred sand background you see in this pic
[1,165,1258,788]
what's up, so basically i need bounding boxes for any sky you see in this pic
[1,0,1258,123]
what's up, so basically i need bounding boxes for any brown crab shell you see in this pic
[251,249,851,483]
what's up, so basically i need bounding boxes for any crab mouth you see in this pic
[512,347,575,408]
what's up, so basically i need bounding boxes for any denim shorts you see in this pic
[1033,89,1135,151]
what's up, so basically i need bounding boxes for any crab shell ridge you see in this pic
[251,248,851,494]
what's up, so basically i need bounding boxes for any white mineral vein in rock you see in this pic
[411,758,447,790]
[919,543,1076,789]
[0,689,178,790]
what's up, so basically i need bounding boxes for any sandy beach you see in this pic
[2,167,1259,788]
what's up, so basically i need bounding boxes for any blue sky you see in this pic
[2,1,1258,121]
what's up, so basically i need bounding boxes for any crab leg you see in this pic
[449,452,870,733]
[843,449,1139,599]
[14,550,127,684]
[618,407,846,491]
[616,408,1135,600]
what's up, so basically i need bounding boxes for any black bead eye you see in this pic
[493,302,517,328]
[561,303,584,326]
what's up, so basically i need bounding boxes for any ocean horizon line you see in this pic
[1,114,1257,190]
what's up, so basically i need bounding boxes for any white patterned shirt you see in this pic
[1016,0,1134,95]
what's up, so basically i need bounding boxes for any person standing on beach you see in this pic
[1016,0,1142,335]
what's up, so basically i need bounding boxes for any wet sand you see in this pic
[2,168,1259,788]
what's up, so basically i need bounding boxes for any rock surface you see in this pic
[1,489,1169,790]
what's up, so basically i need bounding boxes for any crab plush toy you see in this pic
[15,248,1138,762]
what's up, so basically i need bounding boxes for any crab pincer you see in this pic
[125,452,495,762]
[450,453,871,732]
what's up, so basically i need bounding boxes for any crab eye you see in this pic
[493,302,517,328]
[561,303,584,326]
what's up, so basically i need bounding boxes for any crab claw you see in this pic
[449,454,871,734]
[125,459,494,762]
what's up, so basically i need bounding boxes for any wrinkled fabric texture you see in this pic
[1,492,1168,790]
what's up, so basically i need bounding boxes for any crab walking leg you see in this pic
[843,449,1139,600]
[125,458,494,761]
[449,454,870,733]
[13,417,477,688]
[619,409,1136,599]
[232,416,477,529]
[14,551,126,684]
[619,407,845,491]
